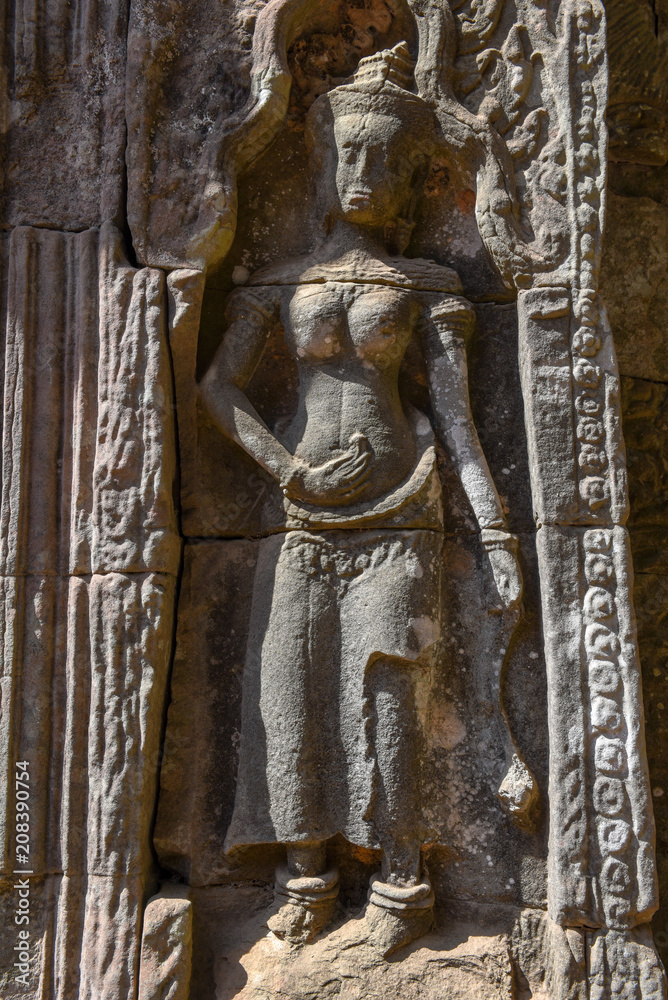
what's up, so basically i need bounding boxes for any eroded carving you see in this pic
[201,43,530,955]
[1,0,658,994]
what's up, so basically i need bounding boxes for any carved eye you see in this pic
[340,140,357,163]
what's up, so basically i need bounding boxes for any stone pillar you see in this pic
[0,225,180,1000]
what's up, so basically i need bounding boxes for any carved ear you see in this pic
[408,128,436,167]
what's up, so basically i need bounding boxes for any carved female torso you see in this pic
[284,281,418,495]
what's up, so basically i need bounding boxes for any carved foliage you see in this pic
[450,0,607,290]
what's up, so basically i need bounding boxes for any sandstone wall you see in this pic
[599,0,668,966]
[0,0,665,996]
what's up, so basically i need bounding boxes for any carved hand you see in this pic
[481,529,523,613]
[282,433,373,505]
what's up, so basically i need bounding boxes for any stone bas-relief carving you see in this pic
[151,0,664,991]
[1,0,667,996]
[143,0,664,989]
[200,43,529,954]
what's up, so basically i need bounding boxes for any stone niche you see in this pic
[0,0,666,998]
[138,0,666,995]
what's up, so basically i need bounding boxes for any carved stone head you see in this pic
[305,42,438,251]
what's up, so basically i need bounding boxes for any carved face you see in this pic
[324,111,427,226]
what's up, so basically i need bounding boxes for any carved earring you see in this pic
[386,217,415,255]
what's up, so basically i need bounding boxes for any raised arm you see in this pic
[420,294,521,609]
[200,287,296,485]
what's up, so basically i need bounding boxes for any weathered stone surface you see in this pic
[77,873,150,1000]
[186,888,644,1000]
[125,0,256,271]
[0,566,176,998]
[600,193,668,383]
[605,0,668,165]
[1,0,666,995]
[602,11,668,960]
[2,0,128,229]
[621,377,668,573]
[154,540,255,885]
[0,224,180,1000]
[0,224,180,578]
[0,872,150,1000]
[189,883,521,1000]
[612,364,668,976]
[609,160,668,207]
[138,886,193,1000]
[635,571,668,973]
[536,523,657,929]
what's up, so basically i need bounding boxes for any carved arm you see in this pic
[199,288,297,485]
[421,297,507,530]
[421,296,522,610]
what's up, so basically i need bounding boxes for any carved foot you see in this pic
[267,866,339,944]
[497,753,539,830]
[363,874,434,957]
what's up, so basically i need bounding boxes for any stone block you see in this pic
[536,524,657,928]
[2,1,127,229]
[601,193,668,382]
[138,886,193,1000]
[189,883,518,1000]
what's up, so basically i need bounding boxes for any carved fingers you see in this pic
[283,433,374,504]
[481,529,523,612]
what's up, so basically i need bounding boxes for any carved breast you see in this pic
[285,281,414,367]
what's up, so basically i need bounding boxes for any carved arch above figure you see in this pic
[126,0,604,289]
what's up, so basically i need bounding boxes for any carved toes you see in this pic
[267,899,336,944]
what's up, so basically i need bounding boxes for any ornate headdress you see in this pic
[304,42,438,254]
[306,42,438,143]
